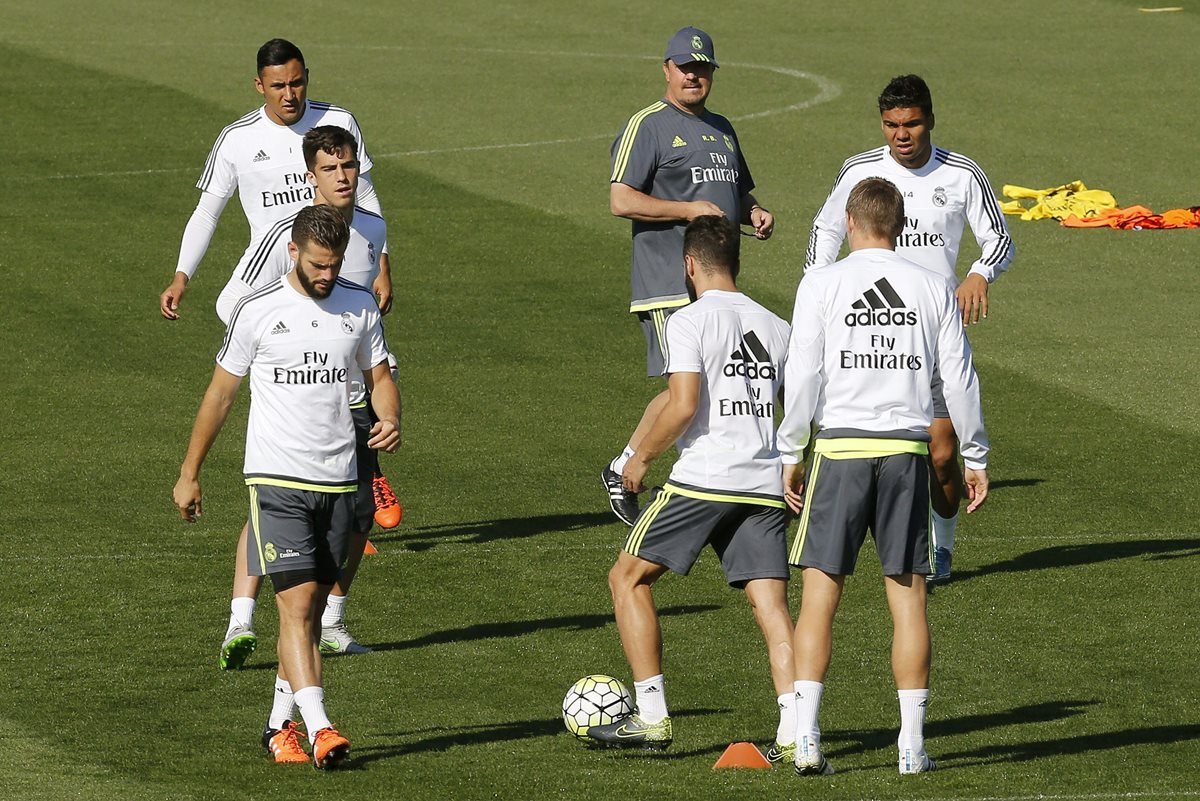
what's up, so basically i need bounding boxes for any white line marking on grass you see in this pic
[883,793,1200,801]
[33,45,837,179]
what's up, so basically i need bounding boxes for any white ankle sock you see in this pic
[321,594,347,627]
[776,692,797,745]
[932,511,958,553]
[898,689,930,755]
[268,676,297,729]
[794,680,824,748]
[293,685,332,736]
[634,675,668,723]
[229,597,256,632]
[610,446,636,475]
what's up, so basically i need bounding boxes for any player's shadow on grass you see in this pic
[351,709,724,765]
[375,512,617,551]
[822,699,1096,773]
[368,604,721,653]
[940,721,1200,768]
[951,538,1200,585]
[989,478,1044,491]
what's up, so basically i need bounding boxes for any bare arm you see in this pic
[622,371,701,493]
[363,360,402,452]
[173,365,243,521]
[610,182,722,223]
[740,192,775,240]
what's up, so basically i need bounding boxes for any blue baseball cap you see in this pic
[664,26,718,68]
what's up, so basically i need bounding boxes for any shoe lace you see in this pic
[277,722,307,751]
[372,475,398,507]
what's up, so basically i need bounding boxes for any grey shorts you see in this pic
[246,484,356,584]
[351,403,379,533]
[637,307,679,377]
[930,364,949,419]
[624,485,789,587]
[789,450,931,576]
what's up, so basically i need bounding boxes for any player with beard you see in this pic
[173,204,400,767]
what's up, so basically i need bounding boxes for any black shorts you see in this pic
[624,485,789,587]
[351,403,379,533]
[789,442,931,576]
[246,484,356,585]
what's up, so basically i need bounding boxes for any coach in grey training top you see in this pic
[601,25,775,527]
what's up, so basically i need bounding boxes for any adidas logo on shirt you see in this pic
[253,150,271,162]
[845,278,917,327]
[671,135,687,148]
[724,331,777,379]
[271,320,290,335]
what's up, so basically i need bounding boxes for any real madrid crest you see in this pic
[723,134,735,153]
[691,34,703,49]
[932,186,947,207]
[341,312,355,334]
[264,542,278,563]
[367,242,376,264]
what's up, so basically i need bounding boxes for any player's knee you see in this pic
[928,438,958,473]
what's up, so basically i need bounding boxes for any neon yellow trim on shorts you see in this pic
[663,482,786,509]
[625,488,673,556]
[629,297,691,314]
[248,486,265,570]
[611,102,667,183]
[245,477,357,493]
[349,401,368,410]
[790,454,824,564]
[813,438,929,460]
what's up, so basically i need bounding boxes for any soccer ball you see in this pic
[562,674,634,739]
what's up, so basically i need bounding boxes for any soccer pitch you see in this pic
[2,1,1199,798]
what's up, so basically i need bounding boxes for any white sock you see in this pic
[610,446,636,475]
[293,685,332,736]
[794,680,824,750]
[932,511,958,553]
[321,594,347,627]
[898,689,930,757]
[228,597,256,633]
[634,675,668,723]
[268,676,297,729]
[776,692,797,745]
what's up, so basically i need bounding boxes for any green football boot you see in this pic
[219,624,257,670]
[586,714,672,750]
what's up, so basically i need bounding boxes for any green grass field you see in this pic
[3,1,1199,799]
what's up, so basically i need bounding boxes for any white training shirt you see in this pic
[662,289,791,504]
[778,248,988,469]
[216,275,389,490]
[805,145,1014,284]
[195,101,374,276]
[215,206,389,406]
[216,206,388,324]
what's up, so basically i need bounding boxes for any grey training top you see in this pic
[610,100,755,312]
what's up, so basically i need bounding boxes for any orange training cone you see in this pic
[712,742,772,769]
[363,539,378,555]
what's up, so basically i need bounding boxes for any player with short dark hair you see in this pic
[218,126,395,658]
[587,216,794,754]
[173,202,400,768]
[601,26,775,527]
[781,176,990,776]
[804,74,1013,581]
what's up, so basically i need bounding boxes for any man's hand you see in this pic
[964,467,989,513]
[372,270,393,315]
[622,455,651,494]
[782,461,806,515]
[160,273,189,320]
[749,205,775,240]
[173,476,203,522]
[956,273,989,325]
[687,200,724,220]
[368,419,401,452]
